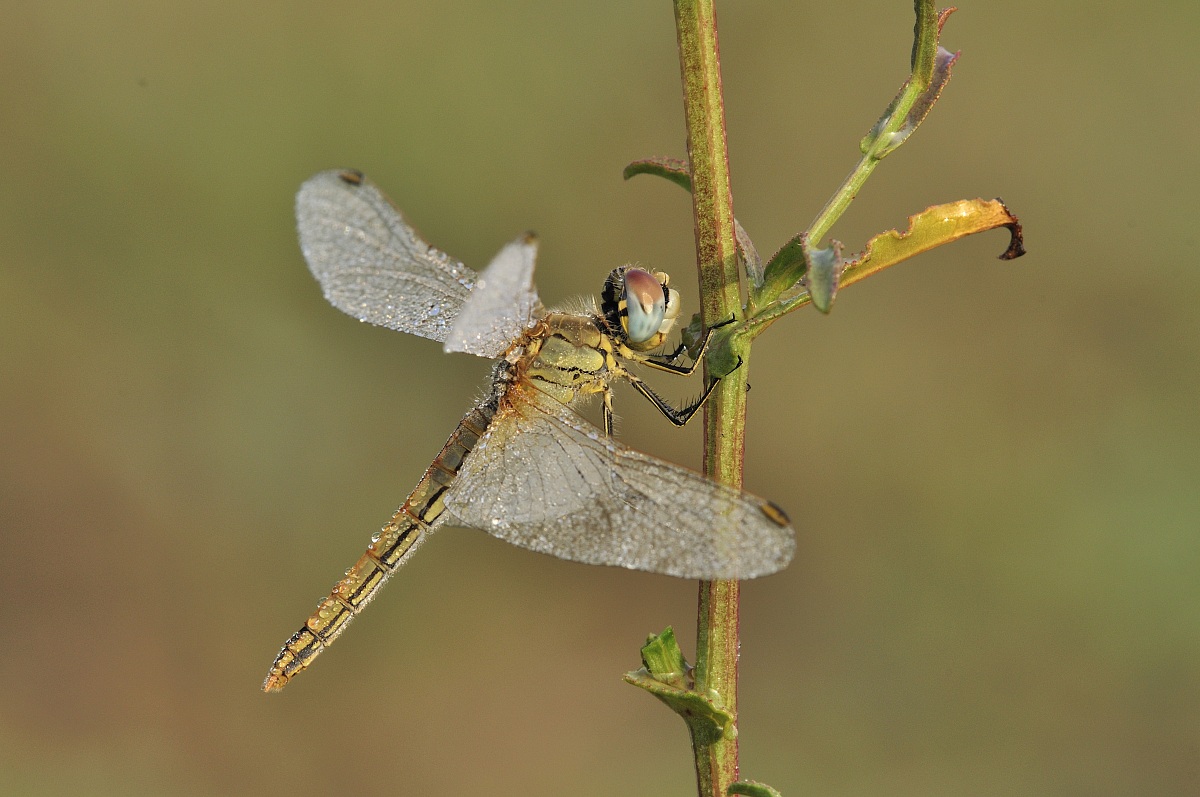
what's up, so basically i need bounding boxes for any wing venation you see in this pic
[445,233,543,358]
[443,388,795,579]
[296,170,477,343]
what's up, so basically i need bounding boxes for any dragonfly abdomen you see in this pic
[262,401,496,692]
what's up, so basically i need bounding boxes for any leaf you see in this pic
[623,156,692,192]
[803,239,845,314]
[861,5,960,160]
[762,5,960,308]
[728,781,784,797]
[742,198,1024,336]
[638,626,688,690]
[624,628,736,744]
[758,236,844,314]
[840,197,1025,290]
[624,157,765,287]
[755,237,807,311]
[735,219,764,288]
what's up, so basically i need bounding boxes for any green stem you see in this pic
[673,1,745,795]
[806,0,948,248]
[807,153,881,246]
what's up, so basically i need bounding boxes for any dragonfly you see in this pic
[263,169,795,692]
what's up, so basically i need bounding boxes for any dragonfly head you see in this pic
[602,267,681,351]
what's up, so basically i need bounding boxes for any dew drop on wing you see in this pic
[370,531,381,544]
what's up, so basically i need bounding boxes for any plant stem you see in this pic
[808,1,950,247]
[807,153,881,246]
[673,1,746,795]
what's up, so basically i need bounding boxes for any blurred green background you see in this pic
[3,1,1197,795]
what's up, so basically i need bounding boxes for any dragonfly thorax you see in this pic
[601,267,681,352]
[507,313,615,408]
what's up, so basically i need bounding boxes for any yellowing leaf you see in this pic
[841,197,1025,289]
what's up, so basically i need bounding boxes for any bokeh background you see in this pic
[3,1,1197,795]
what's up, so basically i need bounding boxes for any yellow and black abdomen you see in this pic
[262,400,496,692]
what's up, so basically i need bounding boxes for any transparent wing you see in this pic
[444,387,795,579]
[444,233,543,358]
[296,170,478,344]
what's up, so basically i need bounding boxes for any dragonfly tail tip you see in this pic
[261,672,288,693]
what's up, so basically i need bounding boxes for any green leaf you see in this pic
[624,156,764,287]
[624,628,736,744]
[862,45,959,159]
[755,236,807,312]
[623,156,693,192]
[806,3,961,249]
[638,626,689,690]
[861,5,959,160]
[735,218,764,288]
[728,780,783,797]
[909,0,942,76]
[803,239,845,314]
[756,236,843,315]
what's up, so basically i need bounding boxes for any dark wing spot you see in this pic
[760,500,791,527]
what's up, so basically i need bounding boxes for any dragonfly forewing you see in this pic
[444,232,543,358]
[296,170,477,341]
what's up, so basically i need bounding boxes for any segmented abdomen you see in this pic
[262,401,495,692]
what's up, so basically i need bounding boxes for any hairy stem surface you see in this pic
[674,1,746,794]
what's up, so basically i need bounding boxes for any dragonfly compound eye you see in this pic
[621,268,668,344]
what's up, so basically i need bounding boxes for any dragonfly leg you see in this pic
[626,371,710,427]
[640,313,737,376]
[603,387,615,438]
[649,339,690,368]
